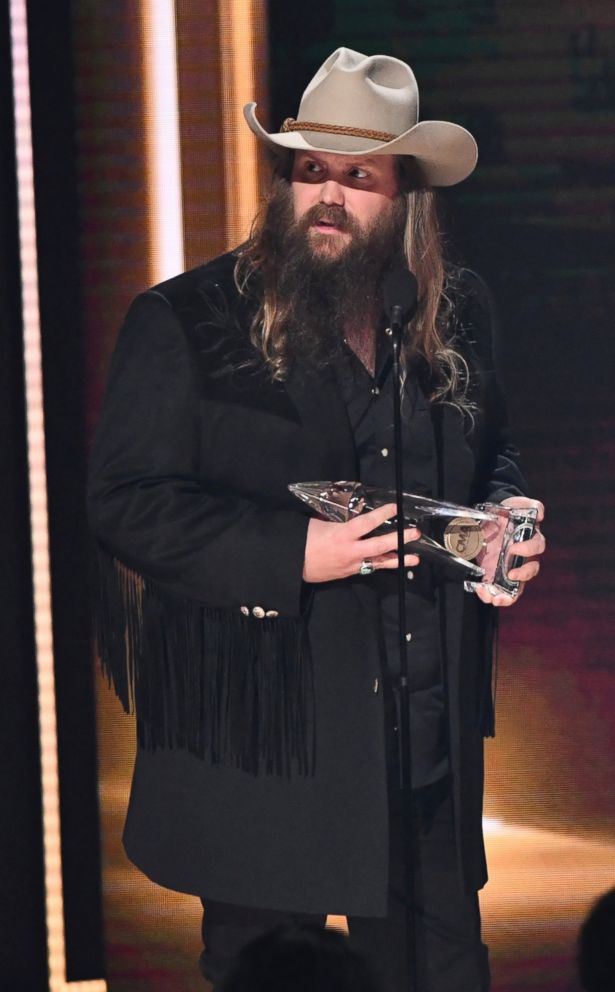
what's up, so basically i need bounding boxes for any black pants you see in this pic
[199,777,490,992]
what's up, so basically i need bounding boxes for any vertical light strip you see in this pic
[141,0,185,284]
[218,0,263,248]
[8,2,106,990]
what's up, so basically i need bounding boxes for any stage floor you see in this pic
[100,778,613,991]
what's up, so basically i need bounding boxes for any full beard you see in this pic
[257,177,408,370]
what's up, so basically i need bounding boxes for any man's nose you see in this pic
[319,180,345,206]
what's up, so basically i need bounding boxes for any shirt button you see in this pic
[372,386,380,396]
[407,570,414,580]
[252,606,266,619]
[380,447,389,457]
[373,677,380,694]
[405,632,412,642]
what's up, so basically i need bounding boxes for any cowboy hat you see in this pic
[244,47,478,187]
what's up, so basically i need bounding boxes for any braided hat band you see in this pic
[280,118,397,145]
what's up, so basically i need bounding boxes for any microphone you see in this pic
[383,267,418,331]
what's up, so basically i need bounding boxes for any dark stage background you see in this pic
[4,1,614,990]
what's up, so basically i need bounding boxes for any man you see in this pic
[89,48,545,992]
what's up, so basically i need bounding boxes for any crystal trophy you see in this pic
[289,481,537,597]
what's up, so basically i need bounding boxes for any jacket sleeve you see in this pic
[460,270,529,504]
[88,290,310,618]
[88,290,316,775]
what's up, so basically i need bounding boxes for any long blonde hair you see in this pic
[235,158,471,409]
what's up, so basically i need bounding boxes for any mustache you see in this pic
[298,202,360,235]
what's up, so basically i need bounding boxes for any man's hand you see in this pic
[303,502,420,584]
[474,496,546,607]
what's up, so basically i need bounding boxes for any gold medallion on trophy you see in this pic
[443,517,483,561]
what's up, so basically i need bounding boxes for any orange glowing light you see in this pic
[9,0,107,988]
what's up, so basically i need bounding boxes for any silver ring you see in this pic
[359,558,375,576]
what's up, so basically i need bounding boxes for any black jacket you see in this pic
[88,251,526,914]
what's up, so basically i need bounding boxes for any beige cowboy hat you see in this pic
[244,47,478,187]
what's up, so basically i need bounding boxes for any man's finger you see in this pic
[501,496,545,523]
[359,527,419,559]
[474,585,519,607]
[507,560,540,582]
[492,591,519,607]
[511,532,546,558]
[348,502,402,537]
[378,552,421,569]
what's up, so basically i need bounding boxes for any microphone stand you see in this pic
[388,304,418,992]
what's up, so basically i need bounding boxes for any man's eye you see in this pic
[305,162,323,174]
[349,167,368,179]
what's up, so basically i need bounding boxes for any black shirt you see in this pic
[333,339,449,787]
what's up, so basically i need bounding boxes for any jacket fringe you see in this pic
[94,548,315,776]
